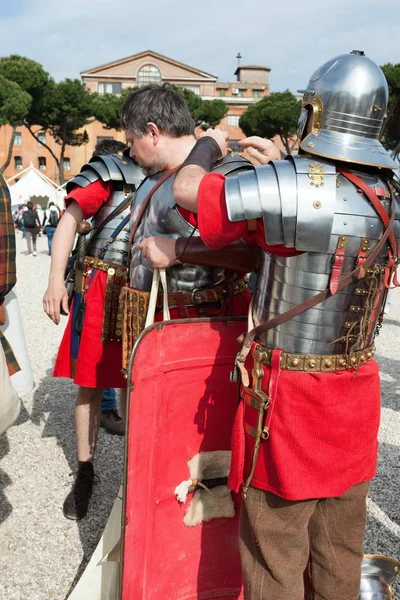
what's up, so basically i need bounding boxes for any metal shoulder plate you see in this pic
[66,154,144,194]
[211,154,253,177]
[225,155,336,251]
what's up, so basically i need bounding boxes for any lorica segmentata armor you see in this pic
[129,155,253,293]
[226,155,400,355]
[67,154,144,266]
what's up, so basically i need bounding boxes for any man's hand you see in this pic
[43,278,68,325]
[239,137,282,164]
[200,128,229,158]
[139,237,180,269]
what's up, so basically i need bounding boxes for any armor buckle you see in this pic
[190,288,205,305]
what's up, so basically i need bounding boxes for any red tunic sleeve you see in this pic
[65,180,113,220]
[198,173,300,257]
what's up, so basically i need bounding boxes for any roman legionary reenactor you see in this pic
[140,52,400,598]
[43,141,144,520]
[118,85,254,369]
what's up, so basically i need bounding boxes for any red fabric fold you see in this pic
[228,398,245,493]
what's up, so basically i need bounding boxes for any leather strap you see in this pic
[86,194,132,257]
[329,236,347,294]
[156,277,248,309]
[237,175,396,364]
[127,168,179,262]
[340,169,397,257]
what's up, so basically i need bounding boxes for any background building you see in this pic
[0,50,271,185]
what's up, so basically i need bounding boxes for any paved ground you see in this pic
[0,233,399,599]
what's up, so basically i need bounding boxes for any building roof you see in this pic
[7,164,65,208]
[81,49,218,81]
[235,65,271,75]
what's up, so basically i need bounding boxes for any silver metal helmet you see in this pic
[298,51,397,170]
[359,555,400,599]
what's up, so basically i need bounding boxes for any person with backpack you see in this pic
[43,202,61,255]
[22,201,41,256]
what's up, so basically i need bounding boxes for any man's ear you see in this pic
[147,122,161,146]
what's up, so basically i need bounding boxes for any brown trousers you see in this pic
[240,482,369,600]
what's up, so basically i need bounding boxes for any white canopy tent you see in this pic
[7,163,66,210]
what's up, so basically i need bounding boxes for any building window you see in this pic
[227,115,240,127]
[219,89,226,97]
[14,156,23,170]
[96,136,114,143]
[37,133,46,146]
[97,82,122,95]
[137,64,162,87]
[238,89,246,97]
[228,141,243,153]
[38,157,47,171]
[183,85,200,96]
[254,90,262,98]
[14,132,22,145]
[63,157,71,171]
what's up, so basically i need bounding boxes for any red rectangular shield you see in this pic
[121,317,246,600]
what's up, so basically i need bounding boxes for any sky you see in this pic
[0,0,399,93]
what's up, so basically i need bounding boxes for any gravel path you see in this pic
[0,233,399,599]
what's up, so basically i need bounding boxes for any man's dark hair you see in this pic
[93,139,128,157]
[27,201,33,210]
[48,201,55,207]
[120,84,195,137]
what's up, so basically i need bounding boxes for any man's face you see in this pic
[125,129,163,176]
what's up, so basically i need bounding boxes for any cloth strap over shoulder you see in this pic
[145,269,171,327]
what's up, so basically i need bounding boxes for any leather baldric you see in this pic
[237,173,398,367]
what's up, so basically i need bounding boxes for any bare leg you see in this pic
[63,385,105,520]
[75,386,104,462]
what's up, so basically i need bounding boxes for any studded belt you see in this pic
[156,277,248,309]
[85,255,127,274]
[254,343,376,372]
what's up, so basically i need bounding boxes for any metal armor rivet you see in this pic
[361,355,366,362]
[343,222,347,226]
[122,160,127,164]
[370,225,374,228]
[313,201,322,209]
[307,141,315,148]
[371,149,375,153]
[291,358,300,367]
[309,360,316,368]
[324,359,333,368]
[367,351,372,359]
[339,358,347,367]
[343,197,347,201]
[351,357,357,364]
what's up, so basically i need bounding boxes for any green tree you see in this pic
[170,85,227,128]
[240,91,301,154]
[0,55,50,171]
[91,87,137,130]
[173,86,204,124]
[25,79,93,183]
[198,99,228,129]
[381,63,400,160]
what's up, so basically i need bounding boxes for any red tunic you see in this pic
[53,180,129,388]
[54,178,251,389]
[197,172,380,501]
